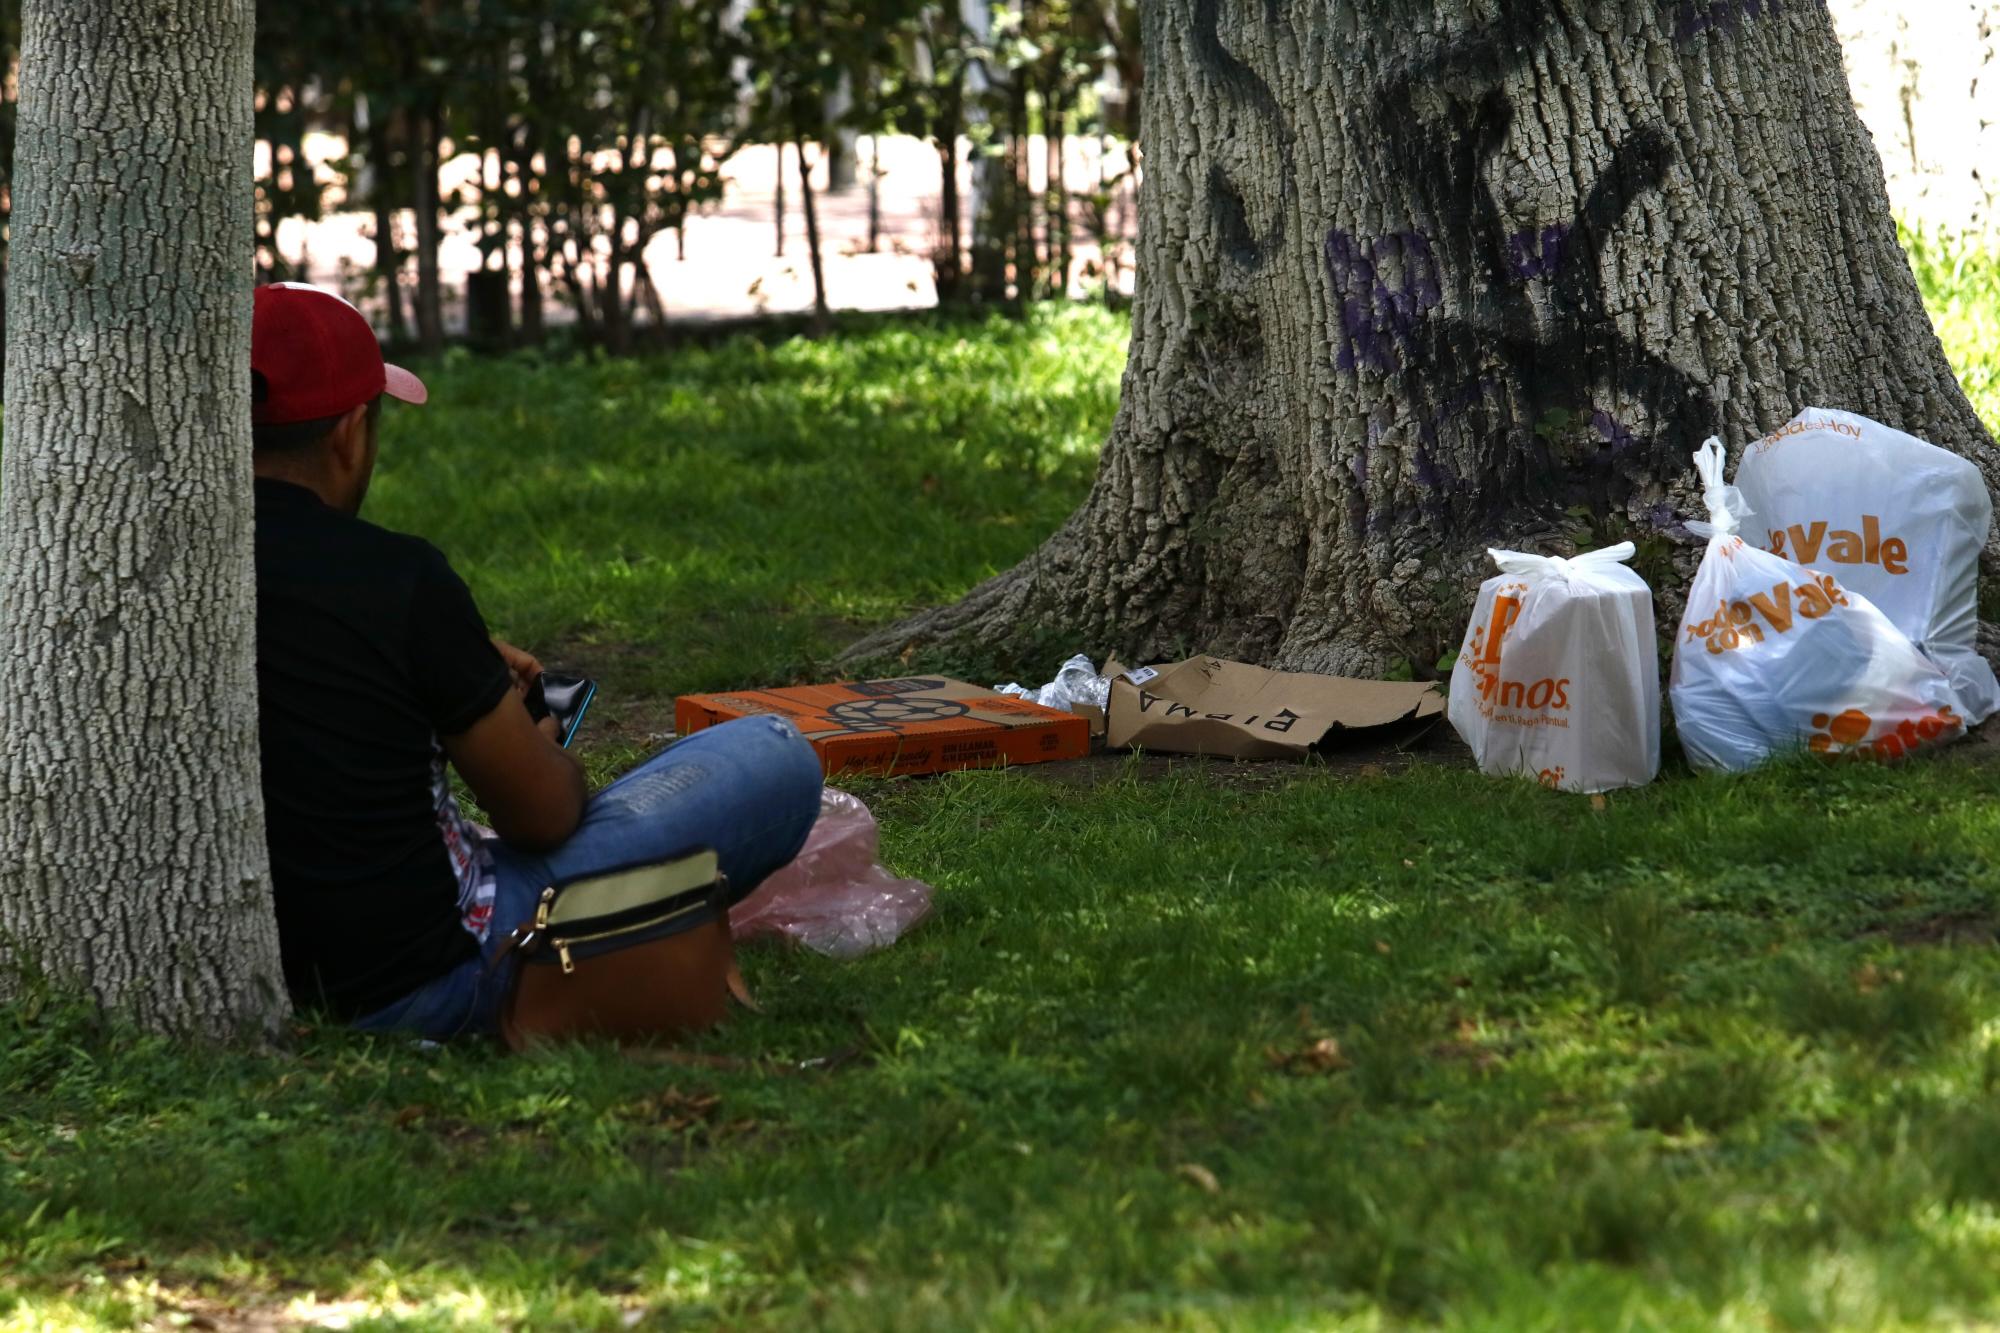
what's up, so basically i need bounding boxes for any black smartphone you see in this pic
[525,672,597,748]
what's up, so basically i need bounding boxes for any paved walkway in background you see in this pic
[273,135,1141,336]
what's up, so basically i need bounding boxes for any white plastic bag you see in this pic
[1448,543,1660,793]
[1670,438,1967,772]
[1734,406,1998,724]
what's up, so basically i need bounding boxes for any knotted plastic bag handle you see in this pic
[1685,437,1754,539]
[1487,542,1636,582]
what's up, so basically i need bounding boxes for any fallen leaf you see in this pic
[1266,1036,1351,1076]
[1175,1163,1221,1195]
[649,1088,723,1132]
[1373,939,1392,955]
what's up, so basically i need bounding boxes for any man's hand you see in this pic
[492,638,543,696]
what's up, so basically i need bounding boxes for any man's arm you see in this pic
[442,690,587,853]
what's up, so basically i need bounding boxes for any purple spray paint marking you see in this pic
[1592,410,1641,454]
[1508,225,1572,280]
[1324,228,1442,373]
[1647,501,1695,540]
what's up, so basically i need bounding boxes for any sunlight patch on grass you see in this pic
[362,307,1127,696]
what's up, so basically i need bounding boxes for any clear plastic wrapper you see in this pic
[729,789,933,959]
[993,654,1110,712]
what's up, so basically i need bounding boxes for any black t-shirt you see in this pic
[253,479,513,1018]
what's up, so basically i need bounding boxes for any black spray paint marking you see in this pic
[1674,0,1782,45]
[1193,0,1296,270]
[1332,6,1718,527]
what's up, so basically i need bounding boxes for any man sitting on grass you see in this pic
[248,283,823,1039]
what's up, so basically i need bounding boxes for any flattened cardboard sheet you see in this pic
[677,676,1090,778]
[1106,656,1444,759]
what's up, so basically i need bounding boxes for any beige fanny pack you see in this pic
[492,848,752,1050]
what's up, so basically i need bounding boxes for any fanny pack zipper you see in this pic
[548,896,710,974]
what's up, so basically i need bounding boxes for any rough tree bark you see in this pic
[0,0,289,1038]
[852,0,1999,674]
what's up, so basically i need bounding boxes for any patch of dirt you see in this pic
[575,694,681,752]
[1856,908,2000,948]
[1009,720,1471,790]
[1951,715,2000,762]
[566,675,1474,787]
[576,676,2000,789]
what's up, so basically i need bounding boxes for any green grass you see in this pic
[1905,226,2000,430]
[10,758,2000,1329]
[5,249,2000,1329]
[366,307,1127,697]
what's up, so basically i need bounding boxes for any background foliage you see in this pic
[0,0,1140,353]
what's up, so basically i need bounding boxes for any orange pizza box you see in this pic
[675,676,1092,778]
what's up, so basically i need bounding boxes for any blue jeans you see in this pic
[353,715,823,1040]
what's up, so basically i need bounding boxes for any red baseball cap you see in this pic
[251,282,427,426]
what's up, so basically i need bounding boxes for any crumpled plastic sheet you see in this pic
[729,788,934,959]
[994,653,1110,712]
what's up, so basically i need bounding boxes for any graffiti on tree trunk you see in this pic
[1192,0,1296,271]
[1193,0,1789,530]
[1326,1,1724,531]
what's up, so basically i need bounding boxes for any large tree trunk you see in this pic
[853,0,1999,674]
[0,0,289,1039]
